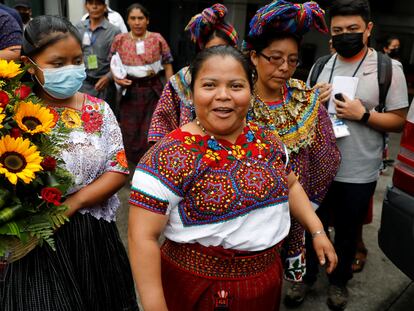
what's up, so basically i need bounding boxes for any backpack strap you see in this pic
[376,52,393,112]
[309,54,332,88]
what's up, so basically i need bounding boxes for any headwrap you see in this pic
[185,3,239,49]
[244,0,328,50]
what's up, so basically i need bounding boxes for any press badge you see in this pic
[82,33,91,46]
[87,54,98,70]
[330,114,350,138]
[136,41,145,55]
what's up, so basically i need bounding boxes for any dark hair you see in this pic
[22,15,82,57]
[329,0,371,24]
[197,28,236,52]
[247,30,300,54]
[385,36,400,48]
[127,3,150,19]
[190,45,254,92]
[85,0,105,4]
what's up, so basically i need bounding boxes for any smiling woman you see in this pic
[128,45,337,311]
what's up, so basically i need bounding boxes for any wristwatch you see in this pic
[360,106,371,123]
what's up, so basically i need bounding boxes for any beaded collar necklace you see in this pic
[195,118,265,167]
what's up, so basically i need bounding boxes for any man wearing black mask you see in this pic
[284,1,409,310]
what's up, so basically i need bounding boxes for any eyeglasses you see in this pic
[258,52,300,68]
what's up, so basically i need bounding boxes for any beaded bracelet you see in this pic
[311,230,326,239]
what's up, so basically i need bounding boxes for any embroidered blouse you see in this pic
[148,67,193,142]
[130,124,292,251]
[250,78,341,282]
[110,32,173,78]
[51,94,129,222]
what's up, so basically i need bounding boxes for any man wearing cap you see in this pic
[14,1,32,30]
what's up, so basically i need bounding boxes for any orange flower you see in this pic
[116,150,128,168]
[231,145,245,159]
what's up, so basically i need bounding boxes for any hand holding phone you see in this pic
[334,93,345,101]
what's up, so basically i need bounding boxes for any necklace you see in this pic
[130,30,147,41]
[195,119,265,167]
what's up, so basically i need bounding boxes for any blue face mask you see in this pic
[33,63,86,99]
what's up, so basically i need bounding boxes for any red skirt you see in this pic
[161,240,283,311]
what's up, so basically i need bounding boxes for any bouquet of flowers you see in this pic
[0,60,73,263]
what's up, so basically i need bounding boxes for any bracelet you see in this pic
[311,230,326,239]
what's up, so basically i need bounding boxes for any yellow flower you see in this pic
[0,60,23,79]
[61,108,82,129]
[205,149,221,161]
[184,135,196,145]
[231,145,246,159]
[0,108,4,129]
[14,101,55,134]
[0,135,43,185]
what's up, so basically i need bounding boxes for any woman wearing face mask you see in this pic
[1,16,139,311]
[243,0,341,302]
[148,3,238,143]
[383,36,401,60]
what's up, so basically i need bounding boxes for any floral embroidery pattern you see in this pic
[61,108,81,128]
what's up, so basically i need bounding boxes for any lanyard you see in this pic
[328,48,369,83]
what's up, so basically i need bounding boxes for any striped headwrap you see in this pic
[244,0,328,50]
[185,3,239,49]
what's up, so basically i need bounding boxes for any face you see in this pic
[25,35,83,85]
[128,8,149,36]
[251,38,299,93]
[330,15,373,46]
[85,1,106,19]
[15,6,31,23]
[193,55,251,139]
[385,39,400,52]
[205,36,229,49]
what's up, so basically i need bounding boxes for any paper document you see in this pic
[328,76,359,114]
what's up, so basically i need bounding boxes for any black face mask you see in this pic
[388,48,400,59]
[332,32,365,58]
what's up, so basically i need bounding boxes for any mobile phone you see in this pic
[334,93,345,101]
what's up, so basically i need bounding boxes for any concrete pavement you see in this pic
[116,132,414,310]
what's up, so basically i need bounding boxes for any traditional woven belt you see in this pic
[161,239,281,280]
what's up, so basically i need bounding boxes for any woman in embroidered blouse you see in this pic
[148,3,239,142]
[129,45,337,311]
[243,0,341,301]
[110,3,173,163]
[1,16,138,311]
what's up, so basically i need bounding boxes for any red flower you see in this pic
[14,84,31,99]
[41,156,57,171]
[83,111,103,133]
[81,112,91,122]
[10,127,22,138]
[40,187,62,206]
[0,90,9,108]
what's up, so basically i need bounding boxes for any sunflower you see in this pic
[0,135,43,185]
[0,60,23,79]
[0,108,4,129]
[61,108,82,129]
[14,101,55,134]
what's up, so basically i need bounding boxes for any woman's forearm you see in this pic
[129,235,168,310]
[63,171,127,216]
[288,173,324,234]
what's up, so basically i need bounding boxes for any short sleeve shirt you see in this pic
[310,49,409,183]
[0,9,22,50]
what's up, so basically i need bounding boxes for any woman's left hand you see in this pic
[312,233,338,274]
